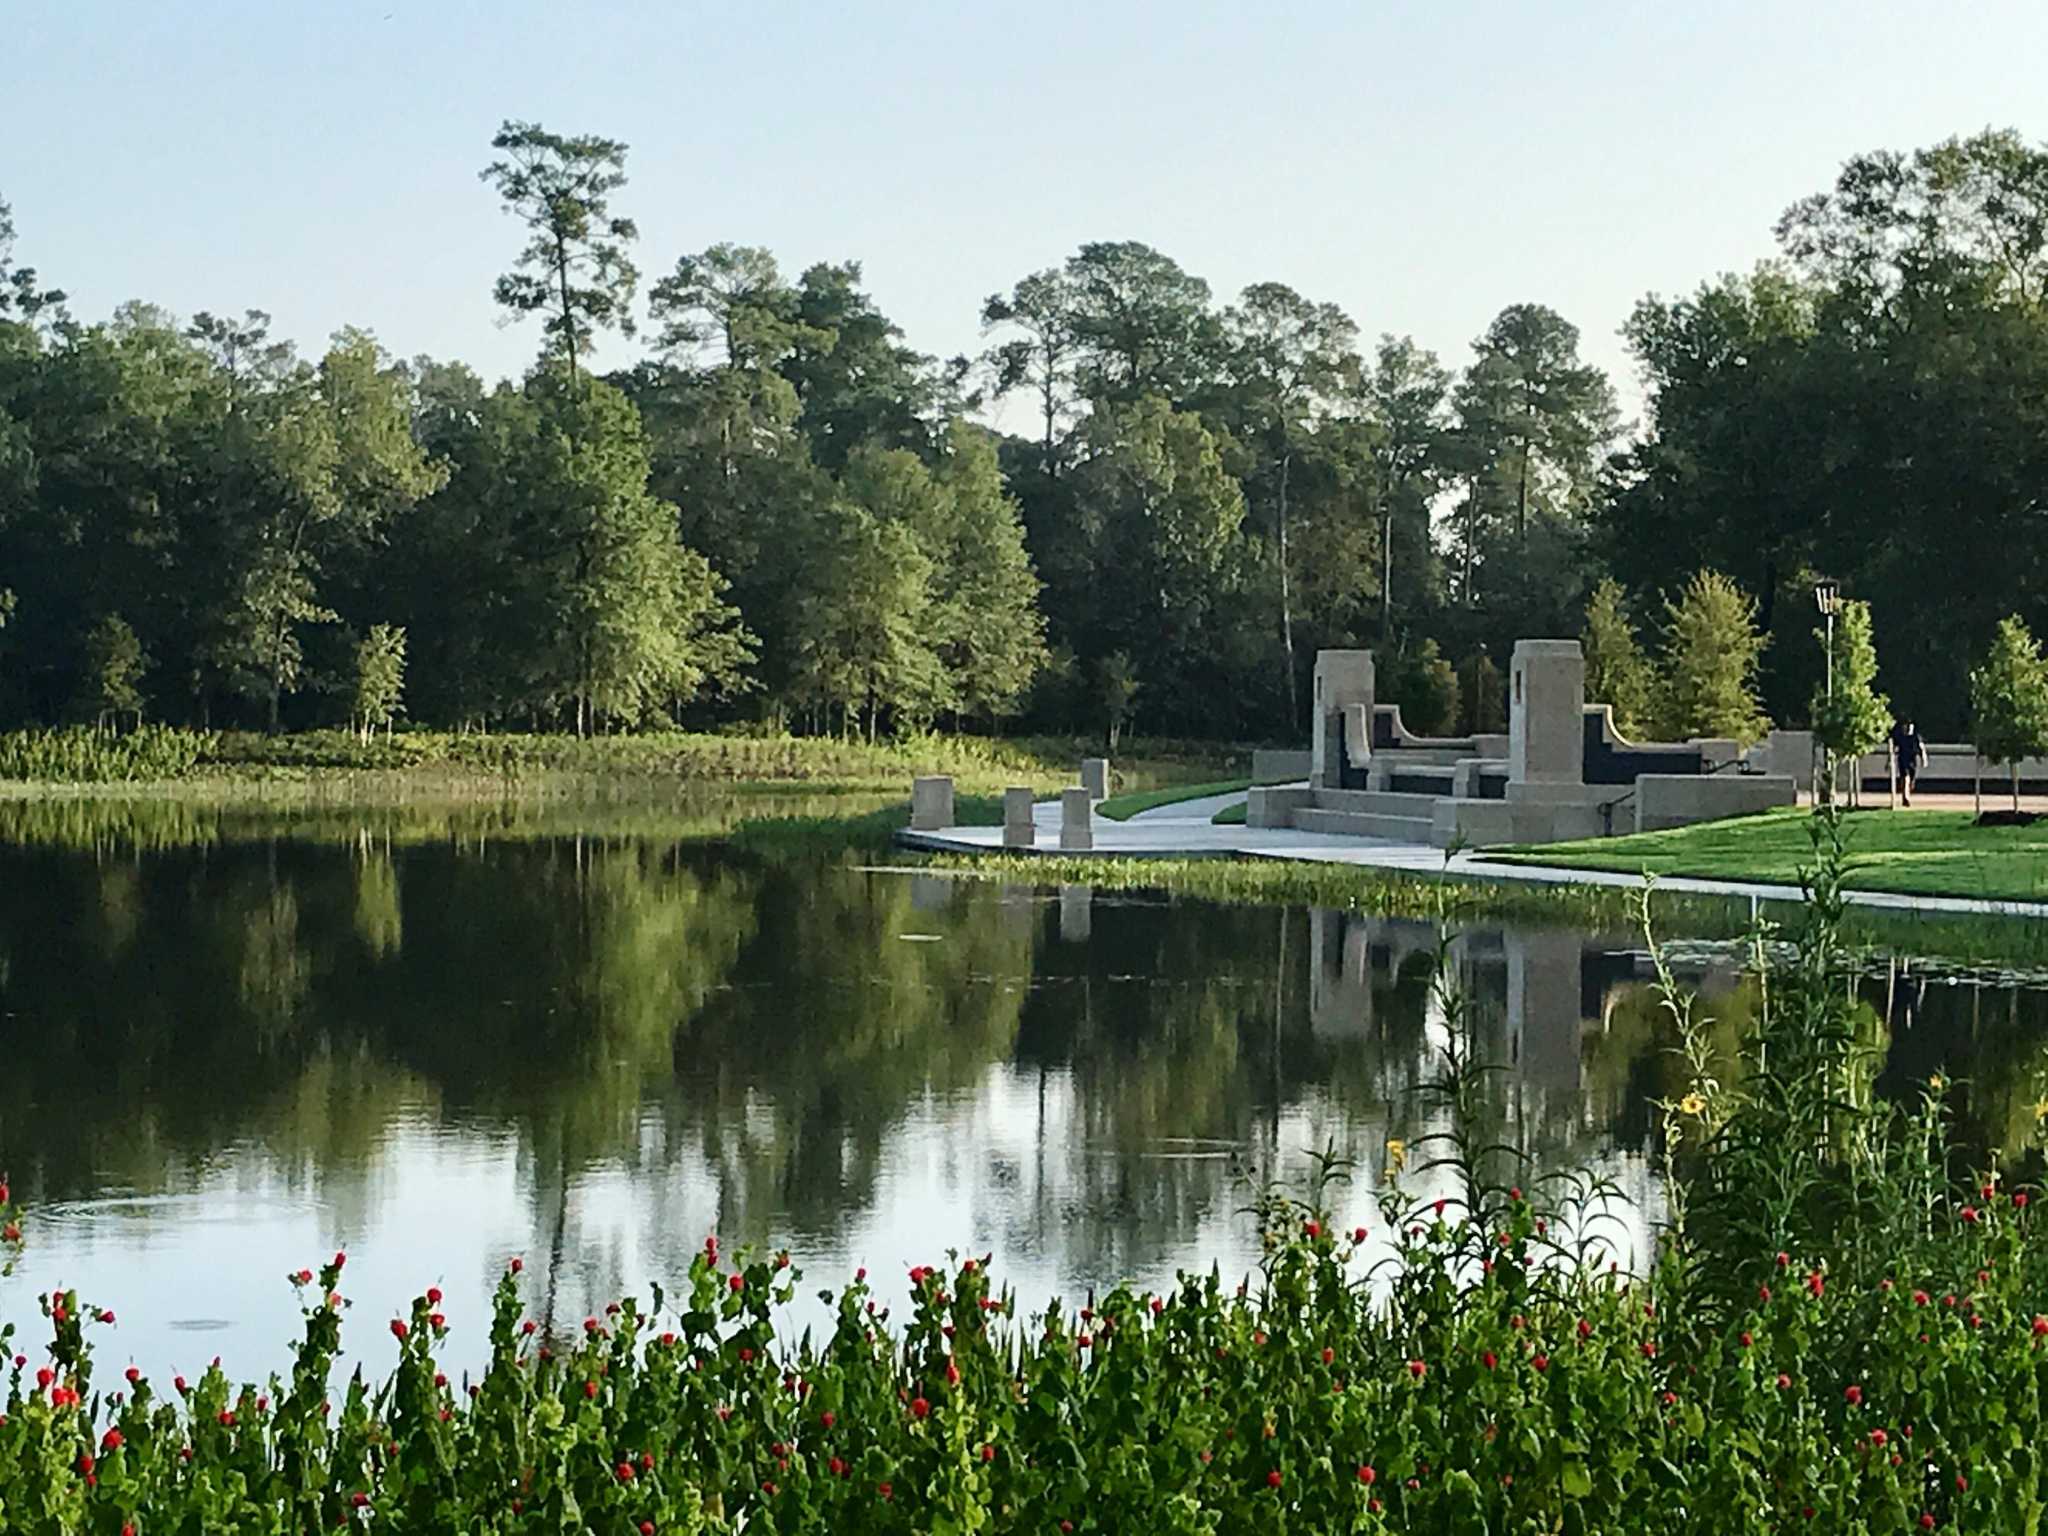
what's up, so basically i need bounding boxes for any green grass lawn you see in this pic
[1486,807,2048,903]
[1211,799,1248,825]
[1096,777,1253,822]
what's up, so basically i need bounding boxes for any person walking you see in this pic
[1891,717,1928,806]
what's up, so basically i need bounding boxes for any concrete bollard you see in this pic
[1003,786,1036,849]
[1059,786,1094,851]
[910,775,954,831]
[1080,758,1110,800]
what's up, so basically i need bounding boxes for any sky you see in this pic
[7,0,2047,429]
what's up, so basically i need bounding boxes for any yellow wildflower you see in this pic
[1679,1093,1707,1117]
[1385,1138,1408,1175]
[1928,1074,1944,1092]
[2033,1096,2048,1124]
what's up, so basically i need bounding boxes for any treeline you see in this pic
[3,125,2045,740]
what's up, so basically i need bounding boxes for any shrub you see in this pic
[0,725,214,783]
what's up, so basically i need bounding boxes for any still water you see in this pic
[2,799,2044,1384]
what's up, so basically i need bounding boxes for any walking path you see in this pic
[896,788,2048,921]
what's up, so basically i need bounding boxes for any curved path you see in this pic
[897,790,2048,921]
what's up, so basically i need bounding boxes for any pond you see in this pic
[2,797,2045,1385]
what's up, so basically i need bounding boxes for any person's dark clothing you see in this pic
[1891,723,1927,802]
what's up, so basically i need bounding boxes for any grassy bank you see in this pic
[0,727,1243,800]
[1489,807,2048,904]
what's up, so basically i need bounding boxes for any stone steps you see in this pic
[1294,808,1437,842]
[1312,789,1442,816]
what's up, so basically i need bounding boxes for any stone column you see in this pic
[1080,758,1110,800]
[1003,786,1036,849]
[910,775,955,831]
[1310,650,1375,788]
[1508,641,1585,791]
[1059,787,1094,851]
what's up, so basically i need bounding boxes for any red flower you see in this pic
[1758,1285,1772,1302]
[1321,1347,1334,1365]
[617,1462,635,1482]
[2015,1193,2029,1210]
[1267,1470,1283,1488]
[1871,1429,1888,1447]
[1920,1517,1936,1530]
[1357,1464,1376,1485]
[1960,1206,1979,1224]
[2032,1316,2048,1336]
[584,1381,599,1400]
[1844,1384,1863,1406]
[704,1235,718,1257]
[1739,1332,1752,1349]
[390,1319,408,1341]
[1077,1334,1094,1349]
[510,1257,524,1273]
[1776,1373,1792,1390]
[910,1396,930,1419]
[1482,1351,1496,1370]
[947,1361,961,1385]
[1576,1319,1592,1340]
[1775,1251,1790,1269]
[728,1273,745,1293]
[102,1428,123,1451]
[1408,1359,1426,1378]
[77,1453,95,1476]
[1303,1220,1320,1238]
[640,1524,655,1536]
[821,1410,836,1428]
[829,1456,847,1477]
[981,1443,996,1462]
[877,1482,892,1500]
[1352,1226,1368,1243]
[1661,1391,1677,1406]
[352,1492,369,1509]
[426,1286,442,1305]
[429,1312,445,1330]
[125,1367,139,1385]
[334,1252,346,1270]
[1532,1355,1550,1372]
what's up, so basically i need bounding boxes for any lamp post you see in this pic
[1814,577,1842,805]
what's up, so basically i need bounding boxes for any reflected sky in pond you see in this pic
[1,801,2044,1384]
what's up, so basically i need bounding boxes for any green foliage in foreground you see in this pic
[1490,808,2048,904]
[6,827,2048,1532]
[1095,778,1253,822]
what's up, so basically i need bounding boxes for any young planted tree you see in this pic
[1655,570,1771,747]
[1382,637,1462,737]
[77,613,147,731]
[480,121,639,379]
[1968,614,2048,813]
[351,623,406,742]
[1582,578,1657,738]
[1809,599,1890,806]
[1096,651,1140,750]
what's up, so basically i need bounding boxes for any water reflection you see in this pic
[0,805,2044,1384]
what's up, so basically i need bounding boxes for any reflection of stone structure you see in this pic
[1506,928,1584,1093]
[1058,885,1092,943]
[1251,642,1795,846]
[1306,910,1455,1039]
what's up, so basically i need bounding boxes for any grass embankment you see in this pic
[1095,777,1253,821]
[1489,807,2048,904]
[0,726,1243,801]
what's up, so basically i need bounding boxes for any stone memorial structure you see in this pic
[910,775,955,832]
[1002,786,1036,849]
[1249,641,1796,847]
[1080,758,1110,800]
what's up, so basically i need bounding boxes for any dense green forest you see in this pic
[2,125,2044,742]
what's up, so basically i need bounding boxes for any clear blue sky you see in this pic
[7,0,2045,424]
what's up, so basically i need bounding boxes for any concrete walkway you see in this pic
[896,790,2048,921]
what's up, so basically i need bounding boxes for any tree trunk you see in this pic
[556,234,578,383]
[1462,479,1478,608]
[1974,754,1982,818]
[1277,451,1296,731]
[1516,440,1530,547]
[2013,760,2022,815]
